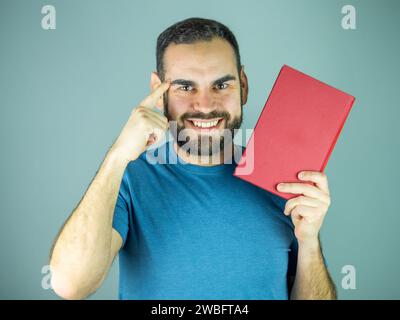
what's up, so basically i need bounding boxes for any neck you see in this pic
[173,141,235,166]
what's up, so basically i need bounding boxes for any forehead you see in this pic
[163,37,238,79]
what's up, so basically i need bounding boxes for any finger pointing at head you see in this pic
[139,80,171,109]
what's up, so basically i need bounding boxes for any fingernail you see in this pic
[298,172,304,179]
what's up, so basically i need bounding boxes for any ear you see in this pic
[239,65,249,106]
[150,72,164,111]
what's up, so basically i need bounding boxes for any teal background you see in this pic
[0,0,399,299]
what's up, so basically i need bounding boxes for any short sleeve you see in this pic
[112,169,131,248]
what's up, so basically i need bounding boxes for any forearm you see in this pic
[290,239,336,300]
[49,147,130,297]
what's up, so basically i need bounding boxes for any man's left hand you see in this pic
[276,171,331,245]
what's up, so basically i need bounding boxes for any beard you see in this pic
[163,93,243,157]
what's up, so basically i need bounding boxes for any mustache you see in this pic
[180,110,231,122]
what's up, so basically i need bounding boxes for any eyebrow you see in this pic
[170,74,237,87]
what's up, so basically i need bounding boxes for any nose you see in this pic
[191,89,217,113]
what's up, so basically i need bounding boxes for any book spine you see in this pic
[320,97,356,172]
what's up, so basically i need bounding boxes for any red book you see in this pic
[233,65,355,200]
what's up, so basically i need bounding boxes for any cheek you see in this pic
[222,94,240,111]
[219,91,242,118]
[167,95,190,119]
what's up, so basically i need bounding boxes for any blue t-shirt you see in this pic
[112,140,298,300]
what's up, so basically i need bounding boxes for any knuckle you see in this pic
[135,105,144,111]
[322,193,331,205]
[133,106,146,115]
[326,197,331,206]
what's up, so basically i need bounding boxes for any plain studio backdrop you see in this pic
[0,0,399,299]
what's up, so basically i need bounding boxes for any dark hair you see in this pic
[156,17,242,81]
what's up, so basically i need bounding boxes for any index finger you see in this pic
[139,80,171,109]
[298,171,330,194]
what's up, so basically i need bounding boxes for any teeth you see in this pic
[192,120,219,128]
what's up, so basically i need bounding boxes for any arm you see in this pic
[290,239,336,299]
[49,149,129,300]
[277,171,336,300]
[49,80,171,300]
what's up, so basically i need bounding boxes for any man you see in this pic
[49,17,336,300]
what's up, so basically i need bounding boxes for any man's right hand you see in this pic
[111,80,171,162]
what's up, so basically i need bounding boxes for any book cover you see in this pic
[233,65,355,200]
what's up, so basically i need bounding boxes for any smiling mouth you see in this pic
[185,118,224,130]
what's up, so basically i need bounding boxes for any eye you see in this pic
[215,83,229,90]
[179,85,193,92]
